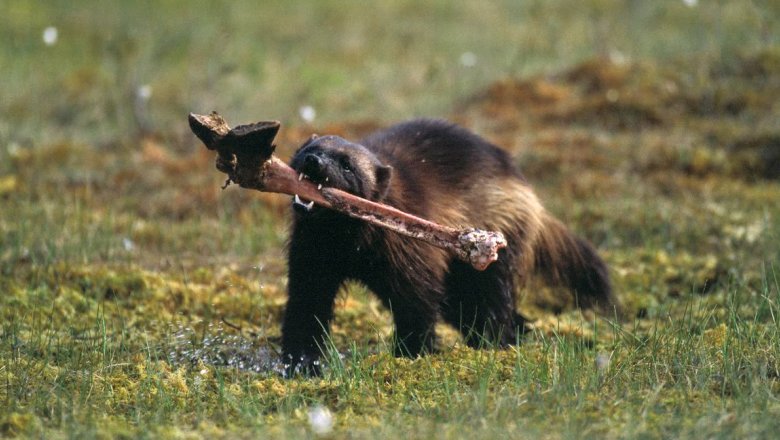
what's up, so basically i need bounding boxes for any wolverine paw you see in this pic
[281,353,323,378]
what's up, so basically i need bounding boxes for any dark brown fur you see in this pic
[281,119,619,375]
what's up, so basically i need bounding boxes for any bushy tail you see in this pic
[532,213,622,318]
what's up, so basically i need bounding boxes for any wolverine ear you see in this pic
[300,134,319,148]
[374,164,393,200]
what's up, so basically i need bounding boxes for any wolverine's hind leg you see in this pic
[441,254,526,347]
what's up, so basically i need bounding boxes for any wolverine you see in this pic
[281,119,618,374]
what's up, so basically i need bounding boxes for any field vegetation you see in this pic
[1,1,779,438]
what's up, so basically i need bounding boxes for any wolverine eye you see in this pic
[339,157,353,172]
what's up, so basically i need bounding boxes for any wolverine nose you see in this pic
[304,154,322,168]
[302,154,324,176]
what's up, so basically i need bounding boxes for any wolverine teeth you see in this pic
[293,194,314,211]
[317,184,322,190]
[298,173,304,181]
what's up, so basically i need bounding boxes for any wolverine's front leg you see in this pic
[281,229,346,376]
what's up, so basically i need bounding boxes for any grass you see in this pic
[2,0,780,438]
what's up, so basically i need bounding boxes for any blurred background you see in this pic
[2,0,777,145]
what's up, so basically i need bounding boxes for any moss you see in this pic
[0,412,42,437]
[2,15,780,435]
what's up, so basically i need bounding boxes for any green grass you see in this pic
[2,1,780,438]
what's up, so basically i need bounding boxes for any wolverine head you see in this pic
[290,135,392,214]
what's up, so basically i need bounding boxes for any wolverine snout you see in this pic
[303,153,322,169]
[302,153,327,181]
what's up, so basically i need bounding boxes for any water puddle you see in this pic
[166,322,286,375]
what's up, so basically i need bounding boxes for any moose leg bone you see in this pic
[188,112,507,270]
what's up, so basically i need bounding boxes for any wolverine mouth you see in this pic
[292,172,327,214]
